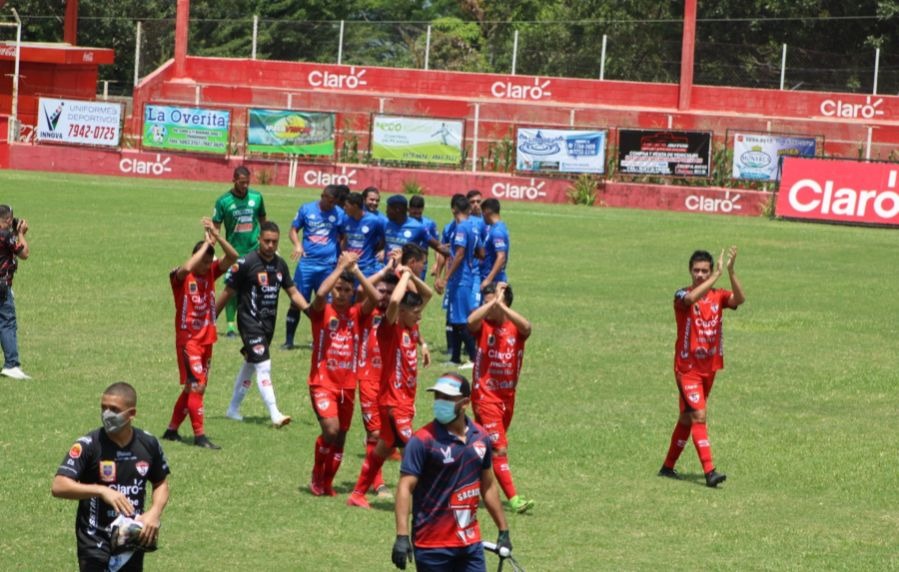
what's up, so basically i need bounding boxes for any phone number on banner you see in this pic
[67,124,119,141]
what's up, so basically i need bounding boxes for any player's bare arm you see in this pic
[480,469,509,533]
[497,285,532,339]
[386,268,413,324]
[406,269,434,308]
[481,251,507,290]
[206,217,239,268]
[427,236,450,258]
[725,245,745,308]
[286,286,311,313]
[467,292,498,333]
[135,479,169,546]
[680,250,724,306]
[52,475,135,516]
[288,226,303,261]
[394,473,418,537]
[354,262,382,315]
[15,219,29,259]
[312,252,359,311]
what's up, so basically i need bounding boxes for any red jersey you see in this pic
[308,303,364,390]
[472,319,528,405]
[357,307,385,382]
[171,263,225,346]
[378,321,420,407]
[673,287,732,374]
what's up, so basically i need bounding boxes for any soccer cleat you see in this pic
[658,465,680,479]
[308,481,327,497]
[161,429,183,442]
[346,492,371,509]
[280,342,297,350]
[375,484,394,499]
[457,361,474,371]
[272,414,292,429]
[225,408,244,422]
[323,485,338,497]
[1,366,31,380]
[705,469,727,488]
[225,330,238,338]
[509,496,535,514]
[194,435,221,450]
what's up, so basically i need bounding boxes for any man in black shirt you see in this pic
[52,382,170,572]
[217,221,311,427]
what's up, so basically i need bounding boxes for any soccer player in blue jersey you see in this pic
[341,192,385,277]
[384,195,448,261]
[392,373,511,572]
[466,189,489,283]
[435,195,480,368]
[408,195,440,279]
[282,185,345,349]
[363,186,388,224]
[478,198,510,290]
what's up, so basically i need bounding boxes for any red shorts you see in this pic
[378,404,415,449]
[676,369,717,412]
[358,377,380,434]
[473,400,515,449]
[176,340,212,390]
[309,384,356,432]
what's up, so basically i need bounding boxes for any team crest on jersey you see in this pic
[69,443,83,459]
[712,304,720,312]
[328,215,336,222]
[257,272,269,286]
[188,281,198,293]
[248,200,256,207]
[474,441,487,460]
[402,332,411,346]
[362,225,370,233]
[252,344,265,355]
[372,316,382,327]
[276,272,283,282]
[99,461,116,483]
[403,230,412,238]
[136,461,150,477]
[487,334,495,346]
[329,317,340,331]
[231,263,240,273]
[507,336,516,346]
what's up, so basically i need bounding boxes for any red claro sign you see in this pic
[777,157,899,226]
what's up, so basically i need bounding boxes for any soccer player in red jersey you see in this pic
[659,247,745,487]
[347,265,433,509]
[307,252,381,496]
[163,218,238,449]
[468,282,534,513]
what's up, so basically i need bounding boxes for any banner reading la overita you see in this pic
[371,115,464,165]
[732,132,817,181]
[516,128,607,174]
[142,105,230,155]
[247,109,335,156]
[36,98,122,147]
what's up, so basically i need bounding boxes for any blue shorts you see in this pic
[294,262,333,301]
[446,280,477,325]
[413,543,486,572]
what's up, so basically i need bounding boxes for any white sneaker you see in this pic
[457,362,474,371]
[225,408,244,422]
[272,413,292,429]
[1,366,31,380]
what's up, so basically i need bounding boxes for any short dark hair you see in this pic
[466,189,482,199]
[0,205,11,219]
[481,282,513,306]
[401,243,426,264]
[362,186,380,199]
[400,291,423,308]
[481,198,500,214]
[337,270,355,285]
[104,382,137,407]
[233,166,251,179]
[409,195,425,209]
[451,195,470,213]
[346,192,364,208]
[380,273,400,286]
[260,221,280,234]
[689,250,714,270]
[192,240,214,256]
[323,185,340,198]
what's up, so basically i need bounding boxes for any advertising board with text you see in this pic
[247,109,335,156]
[36,98,122,147]
[617,129,712,177]
[777,157,899,226]
[731,132,817,181]
[516,128,607,174]
[142,105,230,155]
[371,115,464,165]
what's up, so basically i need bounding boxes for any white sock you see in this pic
[229,362,255,412]
[253,360,281,419]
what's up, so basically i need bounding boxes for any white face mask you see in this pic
[102,408,131,434]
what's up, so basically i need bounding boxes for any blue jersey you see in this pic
[342,212,385,274]
[481,220,509,283]
[292,201,345,266]
[411,215,439,276]
[400,418,492,548]
[448,218,479,286]
[385,217,430,254]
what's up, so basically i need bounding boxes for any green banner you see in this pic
[247,109,336,156]
[142,105,230,155]
[371,115,464,165]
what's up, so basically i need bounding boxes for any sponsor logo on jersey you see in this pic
[136,461,149,477]
[192,362,203,374]
[474,441,487,460]
[257,272,269,286]
[69,443,83,459]
[252,344,265,355]
[373,315,382,327]
[688,392,701,403]
[100,461,116,483]
[317,399,330,411]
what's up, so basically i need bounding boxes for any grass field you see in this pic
[0,169,897,571]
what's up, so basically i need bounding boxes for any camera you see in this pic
[11,218,19,233]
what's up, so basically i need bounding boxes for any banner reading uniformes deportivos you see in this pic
[142,105,230,154]
[731,132,817,181]
[247,109,335,156]
[516,128,607,174]
[36,98,122,147]
[617,129,712,177]
[371,115,464,165]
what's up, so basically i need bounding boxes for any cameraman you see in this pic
[0,205,30,379]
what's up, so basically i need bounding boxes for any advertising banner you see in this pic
[371,115,464,164]
[247,109,335,156]
[617,129,712,177]
[731,132,817,181]
[516,128,607,174]
[142,105,230,155]
[777,157,899,226]
[36,98,122,147]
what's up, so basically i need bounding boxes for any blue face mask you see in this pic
[433,399,458,424]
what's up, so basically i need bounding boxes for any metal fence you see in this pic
[7,15,898,97]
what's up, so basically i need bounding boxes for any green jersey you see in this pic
[212,189,266,255]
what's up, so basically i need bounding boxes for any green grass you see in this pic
[0,169,897,571]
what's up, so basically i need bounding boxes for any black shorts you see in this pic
[79,548,145,572]
[240,330,273,364]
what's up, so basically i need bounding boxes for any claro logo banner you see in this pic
[777,157,899,226]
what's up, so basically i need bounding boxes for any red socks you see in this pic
[168,391,189,431]
[663,422,692,469]
[312,436,331,487]
[492,454,517,500]
[367,440,385,490]
[353,447,388,496]
[187,391,205,436]
[691,422,715,473]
